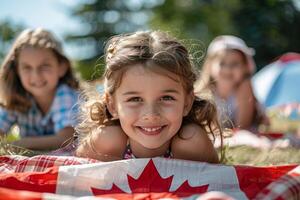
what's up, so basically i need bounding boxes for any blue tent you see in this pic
[252,53,300,108]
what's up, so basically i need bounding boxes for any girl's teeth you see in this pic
[142,127,161,132]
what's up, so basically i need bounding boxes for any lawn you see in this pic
[1,139,300,166]
[223,146,300,166]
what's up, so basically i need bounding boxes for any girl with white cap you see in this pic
[196,35,266,131]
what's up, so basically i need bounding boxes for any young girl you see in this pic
[75,31,222,163]
[0,28,79,150]
[196,35,266,131]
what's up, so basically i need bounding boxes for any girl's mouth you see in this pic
[137,125,166,136]
[32,82,47,88]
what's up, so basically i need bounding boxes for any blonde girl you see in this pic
[0,28,79,150]
[75,31,222,163]
[197,35,265,131]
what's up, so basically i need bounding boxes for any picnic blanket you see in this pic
[0,155,300,200]
[214,129,300,149]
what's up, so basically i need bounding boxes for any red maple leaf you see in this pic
[91,159,208,198]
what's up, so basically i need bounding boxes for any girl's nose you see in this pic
[142,113,161,122]
[220,66,233,76]
[30,70,42,81]
[142,105,161,122]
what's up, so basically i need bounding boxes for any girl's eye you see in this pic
[219,62,225,67]
[161,96,175,101]
[40,64,51,71]
[20,66,31,72]
[128,97,143,102]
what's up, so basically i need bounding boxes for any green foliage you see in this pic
[0,19,24,63]
[223,146,300,166]
[150,0,239,41]
[0,138,33,156]
[150,0,300,70]
[74,57,105,80]
[67,0,300,79]
[232,0,300,67]
[66,0,155,80]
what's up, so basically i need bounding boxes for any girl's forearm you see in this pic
[12,127,74,150]
[12,134,71,150]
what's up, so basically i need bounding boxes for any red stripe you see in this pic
[235,165,297,199]
[279,52,300,63]
[0,166,58,193]
[0,187,42,200]
[97,192,180,200]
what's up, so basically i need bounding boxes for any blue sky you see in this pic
[0,0,85,59]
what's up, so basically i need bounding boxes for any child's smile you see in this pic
[137,125,166,136]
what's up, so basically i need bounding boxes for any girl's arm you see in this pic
[76,125,128,161]
[0,130,5,138]
[12,127,74,150]
[235,79,256,129]
[171,123,219,163]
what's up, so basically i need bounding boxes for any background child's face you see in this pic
[211,50,248,86]
[17,47,66,100]
[108,64,192,150]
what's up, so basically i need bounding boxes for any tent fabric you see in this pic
[252,52,300,108]
[0,155,299,200]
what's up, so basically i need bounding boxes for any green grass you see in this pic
[263,108,300,133]
[1,138,300,166]
[0,126,34,156]
[0,143,33,156]
[223,146,300,166]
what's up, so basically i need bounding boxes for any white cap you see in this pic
[207,35,256,73]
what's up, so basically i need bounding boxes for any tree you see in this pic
[233,0,300,67]
[0,20,24,63]
[66,0,157,80]
[67,0,300,78]
[150,0,300,70]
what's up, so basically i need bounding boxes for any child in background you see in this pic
[0,28,79,150]
[75,31,222,163]
[196,35,267,131]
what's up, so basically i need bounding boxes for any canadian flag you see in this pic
[0,155,299,200]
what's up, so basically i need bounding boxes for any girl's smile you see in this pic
[137,125,167,136]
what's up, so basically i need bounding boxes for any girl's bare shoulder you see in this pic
[171,123,219,163]
[76,125,128,161]
[92,125,128,151]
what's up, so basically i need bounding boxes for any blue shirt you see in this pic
[0,84,79,137]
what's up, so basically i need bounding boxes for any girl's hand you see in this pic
[10,127,75,150]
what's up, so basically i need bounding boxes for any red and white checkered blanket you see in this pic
[0,155,299,200]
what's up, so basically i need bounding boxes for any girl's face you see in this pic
[108,64,193,152]
[211,50,248,86]
[17,47,66,101]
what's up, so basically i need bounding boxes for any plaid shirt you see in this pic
[0,84,79,137]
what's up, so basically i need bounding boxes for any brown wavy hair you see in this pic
[0,28,79,113]
[76,31,223,149]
